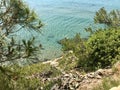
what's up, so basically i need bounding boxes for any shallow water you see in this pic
[21,0,120,60]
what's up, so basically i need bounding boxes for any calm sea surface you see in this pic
[20,0,120,60]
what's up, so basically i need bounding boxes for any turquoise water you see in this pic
[22,0,120,60]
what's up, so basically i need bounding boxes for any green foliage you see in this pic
[94,7,120,27]
[16,63,61,77]
[60,27,120,71]
[15,63,61,90]
[59,33,87,57]
[0,0,44,89]
[0,66,20,90]
[87,29,120,69]
[0,72,13,90]
[0,63,62,90]
[59,33,90,71]
[44,79,61,90]
[58,52,78,71]
[0,0,43,63]
[22,37,38,57]
[0,0,43,33]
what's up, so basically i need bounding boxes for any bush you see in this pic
[59,28,120,71]
[59,33,85,53]
[0,62,62,90]
[58,52,78,71]
[87,28,120,70]
[59,33,90,71]
[0,72,13,90]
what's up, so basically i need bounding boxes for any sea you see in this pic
[19,0,120,61]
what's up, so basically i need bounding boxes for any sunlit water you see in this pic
[18,0,120,61]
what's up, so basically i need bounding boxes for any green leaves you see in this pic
[94,7,120,28]
[0,0,43,63]
[22,37,38,57]
[94,7,109,25]
[87,29,120,69]
[59,33,85,54]
[0,0,43,36]
[59,33,90,71]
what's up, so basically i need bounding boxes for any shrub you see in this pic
[59,33,85,53]
[59,33,90,71]
[58,52,78,71]
[87,28,120,70]
[60,28,120,71]
[0,72,13,90]
[0,62,62,90]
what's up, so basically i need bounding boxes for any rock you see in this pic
[64,74,70,77]
[95,69,104,76]
[40,87,43,90]
[110,85,120,90]
[75,83,80,88]
[84,76,88,80]
[87,73,95,78]
[51,84,59,90]
[113,61,120,73]
[50,67,114,90]
[68,50,73,54]
[95,68,113,76]
[96,75,102,79]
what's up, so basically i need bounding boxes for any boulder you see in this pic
[110,85,120,90]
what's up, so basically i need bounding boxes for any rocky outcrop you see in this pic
[26,56,119,90]
[51,68,113,90]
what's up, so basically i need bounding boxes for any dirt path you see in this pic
[42,56,66,74]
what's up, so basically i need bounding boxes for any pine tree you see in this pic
[94,7,120,28]
[0,0,43,64]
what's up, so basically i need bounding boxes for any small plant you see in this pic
[58,52,78,71]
